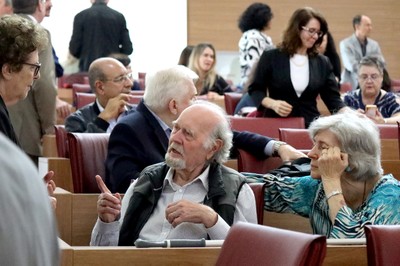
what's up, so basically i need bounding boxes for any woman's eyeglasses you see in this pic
[23,62,41,76]
[302,26,324,38]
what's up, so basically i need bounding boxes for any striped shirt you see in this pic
[344,89,400,118]
[245,173,400,238]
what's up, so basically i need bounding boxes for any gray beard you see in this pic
[165,153,186,169]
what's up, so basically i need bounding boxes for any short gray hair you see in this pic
[358,56,385,76]
[193,101,233,164]
[143,65,198,112]
[308,112,382,181]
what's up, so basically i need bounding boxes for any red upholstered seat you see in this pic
[75,92,96,109]
[248,183,266,225]
[224,92,242,115]
[377,124,398,139]
[237,149,282,174]
[58,72,89,88]
[67,132,109,193]
[72,83,92,107]
[340,82,352,93]
[216,222,327,266]
[230,116,305,139]
[279,127,313,151]
[365,224,400,266]
[54,125,69,158]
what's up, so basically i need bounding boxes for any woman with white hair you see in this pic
[246,112,400,238]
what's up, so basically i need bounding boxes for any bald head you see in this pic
[88,57,127,91]
[175,101,233,164]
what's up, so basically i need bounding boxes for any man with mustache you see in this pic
[105,65,305,193]
[91,100,257,246]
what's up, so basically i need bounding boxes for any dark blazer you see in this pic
[69,2,133,71]
[106,101,273,193]
[0,96,19,146]
[65,102,109,133]
[248,48,345,127]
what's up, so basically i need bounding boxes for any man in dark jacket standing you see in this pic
[69,0,133,72]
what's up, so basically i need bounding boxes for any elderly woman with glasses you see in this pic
[343,56,400,124]
[0,14,46,145]
[247,7,349,127]
[246,112,400,238]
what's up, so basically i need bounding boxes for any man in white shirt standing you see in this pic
[90,101,257,246]
[340,14,385,90]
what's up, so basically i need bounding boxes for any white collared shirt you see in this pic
[90,165,257,246]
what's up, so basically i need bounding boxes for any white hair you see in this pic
[143,65,198,112]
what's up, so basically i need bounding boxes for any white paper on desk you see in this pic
[205,240,224,247]
[327,238,366,245]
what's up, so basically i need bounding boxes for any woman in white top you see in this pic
[247,7,348,127]
[238,3,274,88]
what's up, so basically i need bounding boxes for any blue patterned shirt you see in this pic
[343,89,400,118]
[245,174,400,238]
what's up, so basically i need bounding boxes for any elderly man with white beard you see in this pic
[90,100,257,246]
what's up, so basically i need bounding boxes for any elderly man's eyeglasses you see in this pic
[23,62,41,76]
[301,26,324,38]
[359,74,381,82]
[104,73,133,83]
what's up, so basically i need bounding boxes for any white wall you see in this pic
[42,0,187,76]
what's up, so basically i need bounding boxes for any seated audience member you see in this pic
[106,65,306,193]
[343,56,400,124]
[188,43,233,99]
[246,112,400,238]
[108,52,141,90]
[317,31,341,83]
[65,57,133,133]
[91,101,257,246]
[177,45,194,66]
[0,133,59,265]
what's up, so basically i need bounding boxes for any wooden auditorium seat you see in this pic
[224,92,242,115]
[54,125,69,158]
[138,72,146,90]
[128,95,143,105]
[237,149,282,174]
[72,83,92,107]
[216,222,327,266]
[390,78,400,92]
[67,132,110,193]
[340,82,352,93]
[377,124,398,139]
[248,183,266,225]
[130,90,145,95]
[279,128,313,151]
[365,225,400,266]
[230,116,305,139]
[75,92,96,109]
[58,72,89,88]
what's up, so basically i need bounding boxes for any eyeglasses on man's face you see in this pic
[358,73,382,82]
[104,73,133,84]
[23,62,41,77]
[301,26,324,38]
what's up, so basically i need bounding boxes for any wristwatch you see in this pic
[273,141,287,157]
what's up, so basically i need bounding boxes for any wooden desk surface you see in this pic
[381,139,399,160]
[59,241,367,266]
